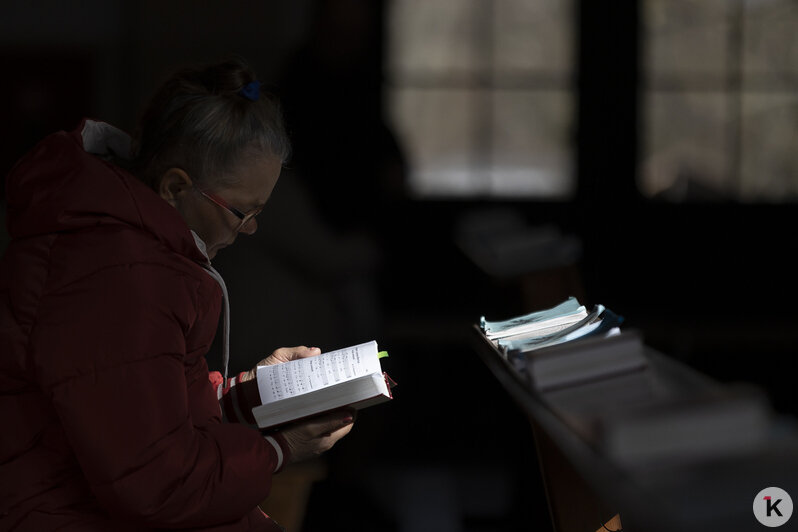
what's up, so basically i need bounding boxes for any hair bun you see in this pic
[237,80,261,102]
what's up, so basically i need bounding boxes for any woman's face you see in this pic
[174,153,282,259]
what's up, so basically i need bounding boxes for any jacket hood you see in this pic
[4,119,206,264]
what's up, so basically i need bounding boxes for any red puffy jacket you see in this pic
[0,121,285,531]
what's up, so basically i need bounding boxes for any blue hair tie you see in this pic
[238,80,260,102]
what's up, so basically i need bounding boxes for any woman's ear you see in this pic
[158,168,193,207]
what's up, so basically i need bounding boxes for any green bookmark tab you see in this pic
[378,351,389,359]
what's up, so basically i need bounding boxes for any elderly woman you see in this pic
[0,57,353,531]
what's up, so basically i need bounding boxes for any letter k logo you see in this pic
[765,496,784,518]
[755,488,793,527]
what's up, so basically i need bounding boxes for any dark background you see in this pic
[2,1,796,531]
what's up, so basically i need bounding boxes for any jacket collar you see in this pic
[5,119,208,266]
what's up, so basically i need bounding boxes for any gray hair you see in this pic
[130,57,291,190]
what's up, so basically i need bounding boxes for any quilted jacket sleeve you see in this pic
[209,371,292,468]
[210,371,262,426]
[32,260,280,528]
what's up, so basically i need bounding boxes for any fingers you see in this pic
[324,421,354,440]
[279,410,356,464]
[311,423,354,454]
[242,346,322,380]
[303,410,355,437]
[310,418,354,451]
[283,346,321,360]
[236,369,253,382]
[265,346,321,366]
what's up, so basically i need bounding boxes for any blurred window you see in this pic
[385,0,576,199]
[641,0,798,202]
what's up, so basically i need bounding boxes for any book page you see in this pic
[256,341,381,404]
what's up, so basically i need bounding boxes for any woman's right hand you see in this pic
[278,410,355,464]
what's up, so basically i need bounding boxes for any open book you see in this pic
[253,340,394,430]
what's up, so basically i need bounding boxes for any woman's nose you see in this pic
[239,218,258,235]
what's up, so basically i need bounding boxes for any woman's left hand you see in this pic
[238,346,321,382]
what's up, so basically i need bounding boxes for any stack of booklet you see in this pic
[480,297,647,391]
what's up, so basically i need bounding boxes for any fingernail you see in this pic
[342,415,354,424]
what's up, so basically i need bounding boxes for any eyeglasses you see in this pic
[195,187,263,232]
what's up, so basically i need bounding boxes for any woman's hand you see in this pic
[279,410,355,464]
[239,346,321,382]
